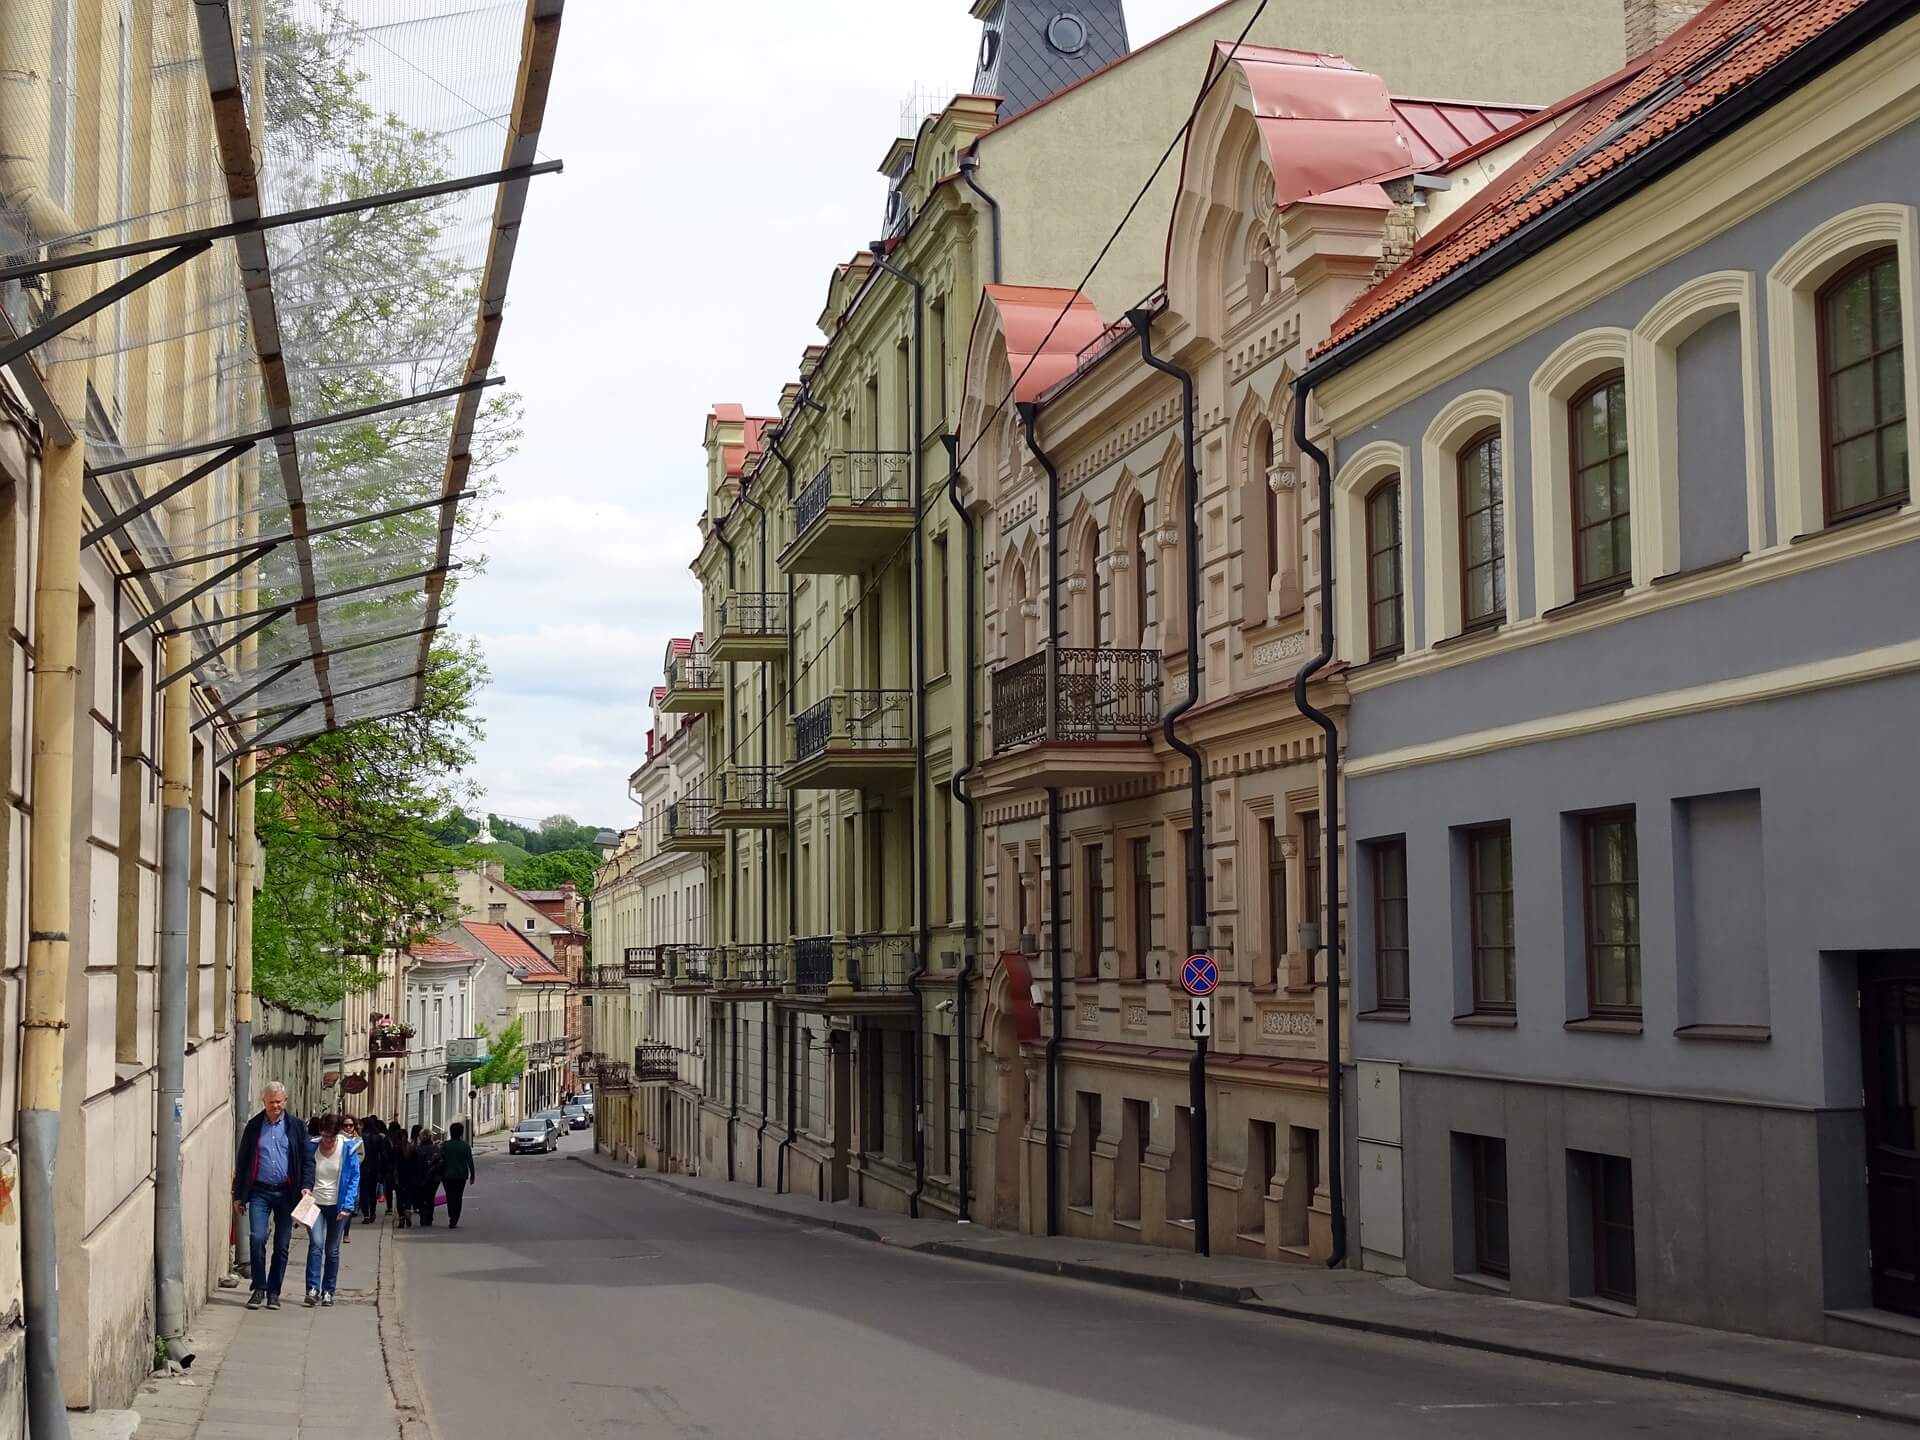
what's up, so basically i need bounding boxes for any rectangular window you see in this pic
[1082,842,1104,978]
[1128,835,1152,981]
[1820,248,1908,521]
[1371,838,1409,1011]
[1470,1135,1510,1278]
[1365,479,1404,659]
[1571,373,1632,594]
[931,533,950,674]
[1264,818,1287,989]
[1070,1091,1101,1208]
[1581,812,1640,1016]
[932,299,949,427]
[929,1034,950,1176]
[1116,1098,1148,1224]
[1458,429,1506,628]
[188,739,205,1039]
[1300,811,1322,982]
[116,650,145,1063]
[214,776,232,1034]
[1468,824,1516,1014]
[1572,1150,1636,1304]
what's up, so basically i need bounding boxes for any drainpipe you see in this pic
[768,429,801,1190]
[715,519,739,1185]
[958,148,1003,285]
[1290,376,1347,1267]
[1017,402,1064,1238]
[739,470,774,1186]
[155,550,194,1355]
[1129,308,1212,1257]
[942,432,978,1222]
[7,7,95,1427]
[869,243,930,1219]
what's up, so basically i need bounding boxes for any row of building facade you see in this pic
[589,0,1920,1359]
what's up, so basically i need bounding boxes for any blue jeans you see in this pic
[247,1187,296,1296]
[304,1203,345,1296]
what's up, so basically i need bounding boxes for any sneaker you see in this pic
[304,1289,319,1307]
[246,1291,266,1310]
[321,1293,334,1308]
[265,1294,282,1311]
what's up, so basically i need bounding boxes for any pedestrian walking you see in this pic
[402,1126,438,1227]
[358,1118,388,1225]
[232,1081,315,1311]
[302,1114,361,1307]
[419,1128,444,1227]
[391,1128,415,1229]
[338,1116,363,1243]
[440,1122,476,1229]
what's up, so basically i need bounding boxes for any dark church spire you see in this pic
[971,2,1130,122]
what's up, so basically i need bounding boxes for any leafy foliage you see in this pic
[470,1016,527,1088]
[504,848,600,896]
[253,639,487,1010]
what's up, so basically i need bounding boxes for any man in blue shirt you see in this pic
[232,1082,314,1310]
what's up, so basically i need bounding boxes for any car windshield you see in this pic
[514,1121,545,1133]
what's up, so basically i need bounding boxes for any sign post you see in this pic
[1181,953,1219,1257]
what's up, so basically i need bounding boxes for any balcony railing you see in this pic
[788,933,914,996]
[662,650,722,711]
[663,797,722,848]
[792,688,913,764]
[716,592,786,639]
[991,645,1162,751]
[625,945,664,979]
[717,765,784,813]
[634,1042,677,1082]
[592,962,626,988]
[722,942,781,988]
[661,944,714,986]
[594,1058,633,1091]
[790,450,910,541]
[370,1031,410,1058]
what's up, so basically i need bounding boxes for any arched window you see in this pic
[1571,372,1632,595]
[1245,229,1272,308]
[1365,477,1405,661]
[1819,247,1907,521]
[1133,510,1150,647]
[1072,521,1100,647]
[1252,420,1278,588]
[1457,427,1505,629]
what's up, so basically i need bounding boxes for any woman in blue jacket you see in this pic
[304,1114,362,1306]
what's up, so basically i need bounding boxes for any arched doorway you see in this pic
[978,951,1040,1231]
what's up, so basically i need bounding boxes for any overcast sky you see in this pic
[462,1,1223,831]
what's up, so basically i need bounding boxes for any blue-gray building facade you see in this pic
[1327,74,1919,1354]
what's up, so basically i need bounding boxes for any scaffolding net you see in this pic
[0,0,560,747]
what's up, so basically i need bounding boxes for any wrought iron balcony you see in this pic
[594,1058,633,1091]
[592,962,627,989]
[780,450,913,573]
[634,1042,677,1083]
[718,942,782,991]
[715,765,787,829]
[784,688,914,790]
[662,944,714,989]
[370,1031,410,1058]
[625,945,665,979]
[662,797,723,852]
[660,649,722,713]
[710,591,788,662]
[787,933,915,1006]
[982,644,1164,793]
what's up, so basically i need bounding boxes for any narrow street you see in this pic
[392,1132,1891,1440]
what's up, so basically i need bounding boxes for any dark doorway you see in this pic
[1861,954,1920,1317]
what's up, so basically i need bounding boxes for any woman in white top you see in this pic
[303,1115,361,1306]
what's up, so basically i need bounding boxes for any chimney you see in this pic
[1625,0,1709,56]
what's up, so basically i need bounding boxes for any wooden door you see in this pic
[1862,955,1920,1317]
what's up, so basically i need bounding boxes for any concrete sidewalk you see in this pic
[128,1217,411,1440]
[574,1150,1920,1429]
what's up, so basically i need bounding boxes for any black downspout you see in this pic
[1291,377,1347,1268]
[958,149,1002,285]
[871,243,930,1219]
[770,429,801,1191]
[740,472,773,1188]
[943,431,978,1222]
[1018,401,1064,1239]
[716,519,739,1187]
[1129,308,1211,1257]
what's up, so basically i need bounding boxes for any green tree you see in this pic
[253,639,487,1009]
[504,848,599,895]
[470,1016,527,1088]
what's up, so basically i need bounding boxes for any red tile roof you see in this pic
[1322,0,1873,352]
[460,922,568,982]
[409,937,474,966]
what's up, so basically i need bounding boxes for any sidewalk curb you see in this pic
[584,1162,1917,1431]
[375,1221,437,1440]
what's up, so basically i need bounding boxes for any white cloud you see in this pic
[459,1,1219,826]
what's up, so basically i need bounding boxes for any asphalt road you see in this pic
[396,1129,1894,1440]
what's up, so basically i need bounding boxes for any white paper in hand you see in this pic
[292,1195,321,1229]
